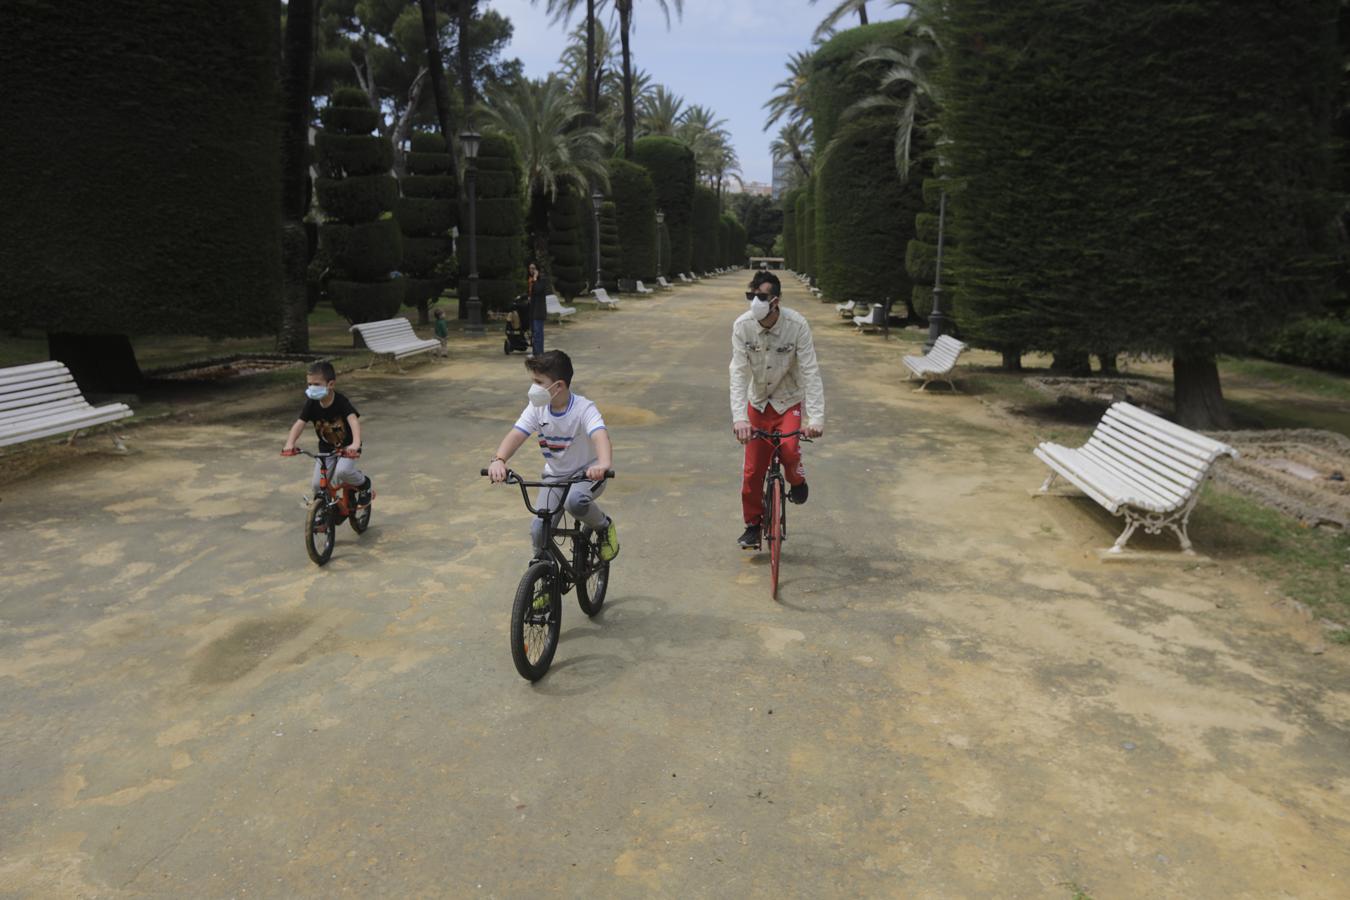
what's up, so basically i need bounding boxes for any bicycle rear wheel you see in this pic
[768,478,784,598]
[510,561,561,681]
[305,497,335,566]
[576,531,610,617]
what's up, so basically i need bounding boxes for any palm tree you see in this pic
[810,0,871,40]
[676,104,731,183]
[557,16,618,113]
[639,85,685,136]
[840,36,940,181]
[532,0,612,115]
[770,120,814,181]
[480,76,611,259]
[614,0,684,156]
[762,50,814,131]
[419,0,460,176]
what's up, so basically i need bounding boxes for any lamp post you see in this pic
[460,128,484,337]
[655,208,665,278]
[925,183,951,351]
[591,189,604,292]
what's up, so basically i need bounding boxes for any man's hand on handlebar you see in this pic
[804,425,824,439]
[733,421,753,444]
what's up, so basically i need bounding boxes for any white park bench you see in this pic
[656,276,674,290]
[852,303,886,333]
[546,294,577,323]
[350,317,441,360]
[590,288,621,310]
[0,361,134,449]
[902,334,968,392]
[1034,401,1238,555]
[634,281,654,295]
[835,300,858,318]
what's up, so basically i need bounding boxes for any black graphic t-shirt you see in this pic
[299,392,359,452]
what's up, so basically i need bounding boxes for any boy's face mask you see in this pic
[528,380,560,407]
[305,384,330,400]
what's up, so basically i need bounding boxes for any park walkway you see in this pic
[1,275,1347,897]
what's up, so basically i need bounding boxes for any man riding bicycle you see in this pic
[729,270,826,549]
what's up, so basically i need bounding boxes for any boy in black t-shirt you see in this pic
[282,361,371,503]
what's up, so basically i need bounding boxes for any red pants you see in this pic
[741,403,806,525]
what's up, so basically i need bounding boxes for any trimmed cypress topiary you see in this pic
[396,132,457,320]
[7,0,282,384]
[600,201,622,290]
[941,0,1339,426]
[809,21,913,155]
[608,159,657,279]
[692,187,720,274]
[461,133,526,313]
[802,187,818,284]
[781,188,801,270]
[548,184,588,299]
[795,190,811,276]
[630,137,697,276]
[314,85,404,326]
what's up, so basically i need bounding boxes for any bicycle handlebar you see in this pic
[480,468,614,517]
[750,428,814,443]
[282,447,361,459]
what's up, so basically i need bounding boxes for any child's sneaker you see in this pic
[355,476,372,507]
[598,518,620,562]
[532,586,551,610]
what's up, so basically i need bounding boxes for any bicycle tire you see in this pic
[510,560,561,681]
[768,478,784,598]
[305,497,335,566]
[575,530,610,617]
[349,491,371,534]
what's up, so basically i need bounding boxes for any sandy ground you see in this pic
[2,274,1348,898]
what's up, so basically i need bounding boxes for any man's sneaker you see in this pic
[598,518,621,562]
[789,481,809,505]
[738,524,762,549]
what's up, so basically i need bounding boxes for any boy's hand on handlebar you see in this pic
[343,445,361,458]
[733,421,753,444]
[487,459,509,483]
[281,446,298,456]
[585,464,611,482]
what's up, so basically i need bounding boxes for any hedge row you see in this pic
[630,136,696,276]
[459,133,525,311]
[608,158,657,279]
[599,200,622,290]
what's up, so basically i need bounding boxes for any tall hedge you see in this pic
[816,118,924,304]
[316,86,405,325]
[794,190,811,276]
[692,186,721,274]
[802,187,818,283]
[941,0,1338,424]
[809,20,913,155]
[397,132,457,319]
[5,0,281,337]
[608,159,658,279]
[629,136,697,276]
[548,184,587,299]
[782,188,801,270]
[599,200,622,290]
[462,133,526,312]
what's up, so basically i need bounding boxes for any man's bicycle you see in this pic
[282,447,371,566]
[481,468,615,681]
[750,428,813,599]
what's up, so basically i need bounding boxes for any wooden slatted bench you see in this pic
[656,277,674,290]
[0,361,134,449]
[1034,401,1237,555]
[349,317,441,360]
[546,294,577,323]
[836,300,858,318]
[902,334,967,392]
[589,288,621,309]
[634,281,654,295]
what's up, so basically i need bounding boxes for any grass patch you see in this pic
[1221,356,1350,402]
[1195,484,1350,627]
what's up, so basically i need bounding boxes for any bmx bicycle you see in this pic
[749,428,813,599]
[282,447,372,566]
[482,467,614,681]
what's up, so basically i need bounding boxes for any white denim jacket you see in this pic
[729,305,826,428]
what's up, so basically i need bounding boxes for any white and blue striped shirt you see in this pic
[513,392,607,478]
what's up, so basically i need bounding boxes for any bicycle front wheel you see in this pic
[349,491,371,534]
[511,561,561,681]
[305,497,335,566]
[767,478,784,598]
[576,531,610,617]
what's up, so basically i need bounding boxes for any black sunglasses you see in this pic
[745,290,776,301]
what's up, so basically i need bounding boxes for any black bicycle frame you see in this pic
[483,469,615,583]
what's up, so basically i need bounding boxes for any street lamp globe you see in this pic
[591,189,604,213]
[459,130,481,160]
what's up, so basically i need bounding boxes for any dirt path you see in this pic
[2,275,1348,898]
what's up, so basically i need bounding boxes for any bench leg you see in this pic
[912,378,931,393]
[66,428,81,446]
[1038,472,1059,494]
[108,424,128,452]
[1109,515,1141,554]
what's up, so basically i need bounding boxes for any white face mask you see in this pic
[528,381,557,407]
[750,296,774,322]
[305,385,329,400]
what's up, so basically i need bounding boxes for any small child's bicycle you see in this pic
[750,428,813,599]
[481,467,615,681]
[282,447,372,566]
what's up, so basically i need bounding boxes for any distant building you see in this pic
[738,181,773,197]
[771,159,795,200]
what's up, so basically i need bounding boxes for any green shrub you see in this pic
[315,132,393,177]
[548,184,588,298]
[692,186,720,273]
[630,136,697,275]
[809,21,913,153]
[802,187,817,281]
[782,188,801,270]
[600,200,622,289]
[396,197,455,236]
[608,158,657,279]
[328,277,405,322]
[905,239,936,283]
[401,175,456,199]
[795,190,811,275]
[400,236,453,276]
[1267,317,1350,373]
[915,212,941,244]
[319,219,403,280]
[319,104,381,136]
[460,133,525,310]
[315,175,399,223]
[406,151,454,175]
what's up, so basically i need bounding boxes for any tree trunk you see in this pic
[1173,349,1232,429]
[1096,352,1119,375]
[1051,351,1091,375]
[49,333,143,393]
[1001,349,1022,371]
[619,6,634,157]
[420,0,460,175]
[457,1,476,121]
[390,67,429,176]
[278,0,316,354]
[858,3,869,26]
[585,0,597,115]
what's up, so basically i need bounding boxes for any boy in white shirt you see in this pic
[486,350,620,561]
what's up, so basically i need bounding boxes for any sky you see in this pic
[480,0,912,186]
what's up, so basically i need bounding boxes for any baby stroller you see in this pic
[503,296,532,355]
